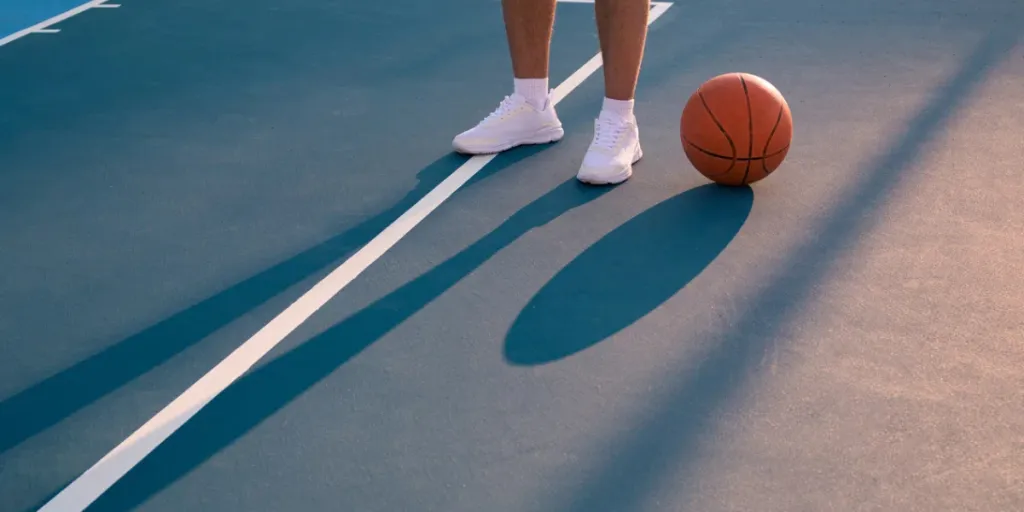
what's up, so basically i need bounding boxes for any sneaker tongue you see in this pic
[487,94,526,119]
[598,109,631,125]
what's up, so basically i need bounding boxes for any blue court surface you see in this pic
[2,1,1023,511]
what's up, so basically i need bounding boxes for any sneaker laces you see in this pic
[482,94,526,123]
[591,117,628,153]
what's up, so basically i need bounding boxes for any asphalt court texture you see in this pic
[1,0,1023,511]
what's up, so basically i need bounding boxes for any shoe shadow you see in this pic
[504,183,754,365]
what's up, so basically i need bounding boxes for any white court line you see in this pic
[0,0,113,48]
[36,2,674,510]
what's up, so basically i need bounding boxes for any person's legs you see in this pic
[577,0,650,185]
[503,0,556,103]
[597,0,649,102]
[452,0,564,155]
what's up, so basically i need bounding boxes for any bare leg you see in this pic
[575,0,650,185]
[502,0,558,79]
[595,0,650,101]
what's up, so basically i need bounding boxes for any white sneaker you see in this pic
[576,113,643,185]
[452,93,565,155]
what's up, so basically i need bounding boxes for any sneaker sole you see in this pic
[577,145,643,186]
[452,126,565,155]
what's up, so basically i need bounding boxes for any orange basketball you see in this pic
[680,72,793,186]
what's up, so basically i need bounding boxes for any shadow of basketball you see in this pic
[504,183,754,365]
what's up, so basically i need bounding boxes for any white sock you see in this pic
[514,78,549,109]
[600,97,635,123]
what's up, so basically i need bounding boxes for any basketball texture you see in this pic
[680,73,793,186]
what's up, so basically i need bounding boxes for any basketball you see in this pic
[680,72,793,186]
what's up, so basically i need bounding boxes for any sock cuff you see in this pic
[601,97,635,121]
[514,78,550,108]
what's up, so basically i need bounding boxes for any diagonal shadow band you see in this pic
[538,25,1020,512]
[82,176,611,510]
[0,152,485,456]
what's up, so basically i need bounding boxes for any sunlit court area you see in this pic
[1,0,1022,511]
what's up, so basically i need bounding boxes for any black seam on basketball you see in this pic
[761,106,784,175]
[697,91,736,174]
[684,138,789,161]
[739,75,753,185]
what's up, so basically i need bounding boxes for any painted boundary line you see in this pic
[36,1,674,510]
[0,0,118,48]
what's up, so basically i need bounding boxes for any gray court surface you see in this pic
[1,0,1022,511]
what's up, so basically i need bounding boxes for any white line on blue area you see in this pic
[0,0,117,48]
[36,1,675,510]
